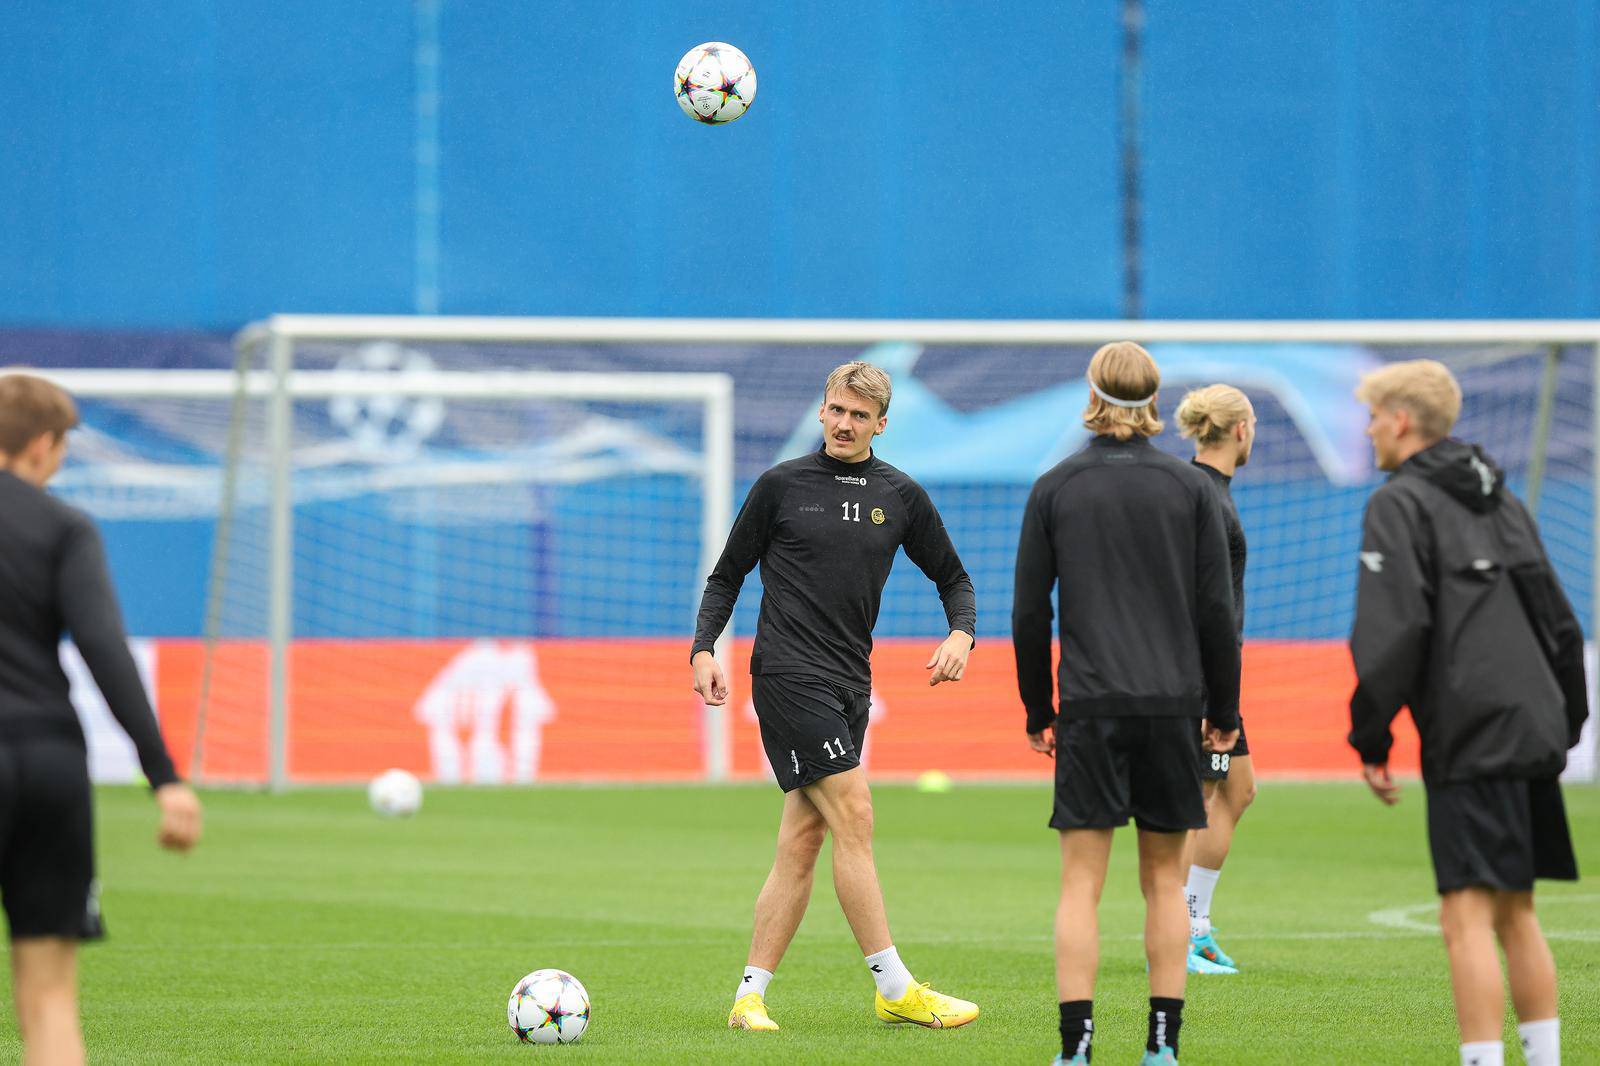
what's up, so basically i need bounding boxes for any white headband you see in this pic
[1089,380,1156,409]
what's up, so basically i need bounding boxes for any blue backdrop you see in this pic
[2,2,1596,327]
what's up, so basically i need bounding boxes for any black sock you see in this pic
[1147,997,1183,1056]
[1059,1000,1093,1062]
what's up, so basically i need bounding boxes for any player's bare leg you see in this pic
[747,789,828,971]
[730,790,827,1031]
[1139,829,1191,1001]
[802,767,892,953]
[1194,757,1256,869]
[1187,757,1254,972]
[12,938,85,1066]
[1056,828,1113,1001]
[1440,888,1506,1044]
[804,766,978,1028]
[1493,889,1560,1061]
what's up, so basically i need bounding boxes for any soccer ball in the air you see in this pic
[367,769,422,817]
[674,42,756,124]
[508,969,591,1044]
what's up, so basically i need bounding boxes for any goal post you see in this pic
[35,317,1600,787]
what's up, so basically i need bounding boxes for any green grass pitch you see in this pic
[4,781,1595,1064]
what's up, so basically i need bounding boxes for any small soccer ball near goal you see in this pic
[367,769,422,817]
[674,42,756,124]
[508,969,591,1045]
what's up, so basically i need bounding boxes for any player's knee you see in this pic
[1438,894,1487,946]
[787,818,828,858]
[1490,892,1536,936]
[1236,779,1258,812]
[830,798,875,849]
[1138,866,1180,901]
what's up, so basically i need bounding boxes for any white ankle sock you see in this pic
[864,946,913,1000]
[1185,865,1221,939]
[1519,1018,1559,1066]
[1461,1040,1504,1066]
[736,965,773,1002]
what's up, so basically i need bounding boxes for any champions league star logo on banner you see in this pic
[328,342,447,457]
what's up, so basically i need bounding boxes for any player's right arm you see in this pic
[1012,479,1057,748]
[689,470,785,706]
[57,514,202,851]
[1347,486,1433,780]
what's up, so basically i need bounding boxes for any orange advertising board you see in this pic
[148,637,1416,785]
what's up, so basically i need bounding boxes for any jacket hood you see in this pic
[1397,439,1505,513]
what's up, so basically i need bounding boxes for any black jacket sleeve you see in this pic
[690,471,785,660]
[1194,483,1241,732]
[900,483,976,640]
[57,517,180,788]
[1012,480,1057,733]
[1347,487,1433,765]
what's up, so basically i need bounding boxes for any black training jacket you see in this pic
[1348,439,1589,784]
[1012,435,1241,735]
[0,471,179,786]
[691,448,976,693]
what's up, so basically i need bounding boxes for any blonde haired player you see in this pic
[1014,344,1240,1066]
[1350,359,1584,1066]
[692,361,980,1033]
[1173,385,1257,976]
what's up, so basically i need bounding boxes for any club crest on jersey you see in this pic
[870,507,886,525]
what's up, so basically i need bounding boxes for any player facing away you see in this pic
[0,374,202,1066]
[1348,360,1584,1066]
[690,361,980,1033]
[1173,386,1258,976]
[1013,344,1240,1066]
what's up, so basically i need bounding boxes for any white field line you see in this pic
[1368,895,1600,942]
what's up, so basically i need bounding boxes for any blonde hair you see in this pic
[0,372,78,456]
[1176,384,1251,446]
[824,361,892,417]
[1083,342,1162,440]
[1355,359,1461,440]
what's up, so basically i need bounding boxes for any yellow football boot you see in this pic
[728,992,780,1031]
[874,981,979,1029]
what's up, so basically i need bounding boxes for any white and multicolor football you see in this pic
[508,968,590,1045]
[674,42,757,125]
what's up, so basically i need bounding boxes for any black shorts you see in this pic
[0,739,103,941]
[1426,776,1579,895]
[1200,717,1249,781]
[752,674,870,793]
[1051,717,1207,833]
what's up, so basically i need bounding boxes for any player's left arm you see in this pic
[1509,497,1590,748]
[897,480,975,686]
[58,516,201,850]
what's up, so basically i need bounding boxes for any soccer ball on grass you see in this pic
[509,969,591,1044]
[367,769,422,817]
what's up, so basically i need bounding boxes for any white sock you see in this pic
[1185,864,1221,939]
[1519,1018,1559,1066]
[736,965,773,1002]
[864,946,914,1000]
[1461,1040,1504,1066]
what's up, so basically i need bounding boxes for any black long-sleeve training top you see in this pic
[0,471,179,787]
[1012,435,1241,735]
[692,448,976,693]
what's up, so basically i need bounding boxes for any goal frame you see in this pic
[43,317,1600,786]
